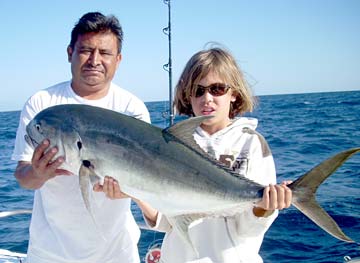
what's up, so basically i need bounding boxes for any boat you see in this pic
[0,248,26,263]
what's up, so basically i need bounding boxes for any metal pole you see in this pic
[163,0,174,126]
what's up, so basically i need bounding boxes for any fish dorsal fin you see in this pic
[163,116,212,156]
[163,116,259,181]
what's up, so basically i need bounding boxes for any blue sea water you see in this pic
[1,90,360,262]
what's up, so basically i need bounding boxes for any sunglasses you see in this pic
[193,83,231,98]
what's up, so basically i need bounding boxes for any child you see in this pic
[151,47,292,263]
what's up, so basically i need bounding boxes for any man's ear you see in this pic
[115,53,122,69]
[67,46,73,62]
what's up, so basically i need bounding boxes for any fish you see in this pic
[25,104,359,252]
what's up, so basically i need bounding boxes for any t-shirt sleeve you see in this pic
[11,100,38,162]
[124,97,151,124]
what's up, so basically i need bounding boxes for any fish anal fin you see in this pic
[170,214,204,257]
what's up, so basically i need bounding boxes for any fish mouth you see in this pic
[24,134,39,148]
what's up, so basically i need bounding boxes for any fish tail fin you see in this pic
[289,147,360,243]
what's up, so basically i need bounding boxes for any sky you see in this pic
[1,0,359,112]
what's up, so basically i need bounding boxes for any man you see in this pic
[12,12,149,263]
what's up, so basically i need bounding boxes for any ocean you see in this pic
[1,90,359,262]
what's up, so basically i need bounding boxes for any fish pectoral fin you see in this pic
[79,164,93,213]
[81,160,102,185]
[170,214,204,257]
[79,164,107,242]
[79,162,103,212]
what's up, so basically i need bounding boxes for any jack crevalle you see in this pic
[25,104,359,249]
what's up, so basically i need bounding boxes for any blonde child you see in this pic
[152,47,292,263]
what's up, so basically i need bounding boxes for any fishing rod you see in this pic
[163,0,174,126]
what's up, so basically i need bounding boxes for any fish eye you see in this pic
[35,124,41,132]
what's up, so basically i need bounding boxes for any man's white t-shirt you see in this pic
[12,81,150,263]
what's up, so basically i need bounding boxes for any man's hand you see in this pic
[31,139,72,177]
[15,139,72,189]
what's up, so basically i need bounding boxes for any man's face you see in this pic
[67,31,121,99]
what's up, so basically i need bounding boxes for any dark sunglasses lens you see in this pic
[209,85,227,96]
[195,87,205,97]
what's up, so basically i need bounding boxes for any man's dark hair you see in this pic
[69,12,123,53]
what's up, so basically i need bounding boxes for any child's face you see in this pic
[190,71,236,135]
